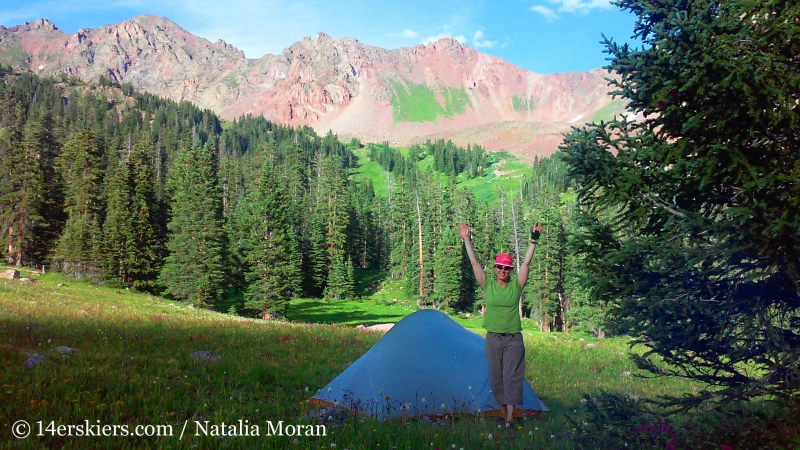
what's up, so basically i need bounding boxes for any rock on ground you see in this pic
[366,323,395,332]
[24,353,55,369]
[189,351,222,362]
[51,346,77,355]
[0,269,20,280]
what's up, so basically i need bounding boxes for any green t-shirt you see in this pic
[482,277,523,333]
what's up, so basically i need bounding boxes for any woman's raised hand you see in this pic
[458,223,470,241]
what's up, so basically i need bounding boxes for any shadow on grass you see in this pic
[286,300,407,327]
[213,287,244,315]
[354,269,385,298]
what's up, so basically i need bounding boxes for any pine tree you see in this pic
[158,142,226,306]
[52,129,104,279]
[432,225,462,311]
[103,134,160,288]
[324,251,351,300]
[524,187,561,331]
[0,99,46,266]
[241,161,301,317]
[306,212,328,296]
[313,154,352,299]
[562,0,800,406]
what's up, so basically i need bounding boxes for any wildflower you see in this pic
[529,431,533,436]
[441,404,446,410]
[421,398,426,403]
[488,434,493,440]
[330,444,336,449]
[328,388,333,393]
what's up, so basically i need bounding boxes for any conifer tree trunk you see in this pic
[511,194,522,317]
[415,191,424,298]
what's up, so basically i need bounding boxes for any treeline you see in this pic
[423,139,489,178]
[0,70,598,332]
[368,139,489,179]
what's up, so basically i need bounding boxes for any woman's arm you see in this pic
[518,221,541,288]
[459,223,485,288]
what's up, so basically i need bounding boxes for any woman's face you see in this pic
[494,264,512,282]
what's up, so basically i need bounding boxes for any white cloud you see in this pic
[472,30,496,48]
[548,0,613,14]
[424,32,465,45]
[529,5,558,20]
[400,29,417,38]
[530,0,612,20]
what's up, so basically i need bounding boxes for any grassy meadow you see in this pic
[0,269,704,450]
[350,146,532,202]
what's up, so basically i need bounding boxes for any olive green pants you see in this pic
[485,332,525,406]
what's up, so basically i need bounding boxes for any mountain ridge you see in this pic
[0,15,624,160]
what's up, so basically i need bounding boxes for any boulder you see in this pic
[367,323,395,332]
[189,351,222,362]
[24,353,55,369]
[355,323,395,332]
[51,346,77,355]
[0,269,20,280]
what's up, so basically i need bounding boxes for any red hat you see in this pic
[494,253,513,267]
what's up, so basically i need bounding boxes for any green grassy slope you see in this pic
[511,95,536,113]
[390,79,471,123]
[350,147,533,202]
[1,271,696,449]
[590,99,627,123]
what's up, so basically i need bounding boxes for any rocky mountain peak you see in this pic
[314,32,333,43]
[9,18,60,34]
[0,15,623,161]
[26,19,58,32]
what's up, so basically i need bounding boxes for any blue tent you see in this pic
[310,310,548,420]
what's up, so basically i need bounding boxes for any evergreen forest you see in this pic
[0,69,593,332]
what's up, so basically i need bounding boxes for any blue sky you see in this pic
[0,0,638,74]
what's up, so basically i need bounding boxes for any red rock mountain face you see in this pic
[0,15,623,160]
